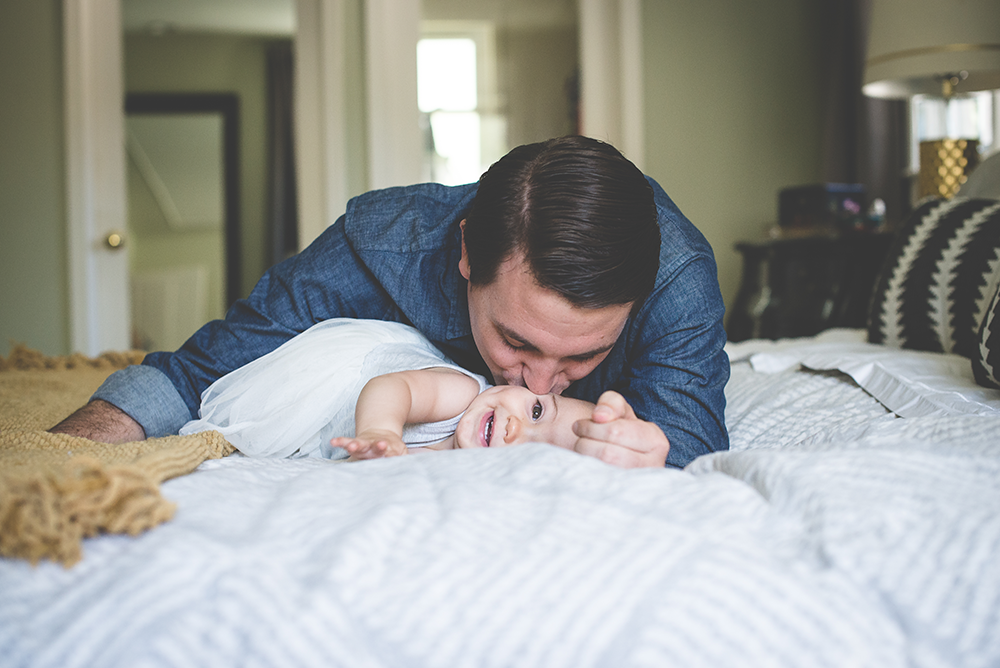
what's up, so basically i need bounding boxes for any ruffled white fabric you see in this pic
[179,319,489,458]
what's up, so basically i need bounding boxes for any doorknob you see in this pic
[105,232,126,250]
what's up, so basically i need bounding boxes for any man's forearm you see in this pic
[49,399,147,443]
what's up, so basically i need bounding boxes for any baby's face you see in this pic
[454,386,595,450]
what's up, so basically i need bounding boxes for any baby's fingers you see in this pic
[330,436,355,450]
[330,436,366,454]
[331,437,388,460]
[351,442,390,460]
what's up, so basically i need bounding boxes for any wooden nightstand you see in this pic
[726,231,894,342]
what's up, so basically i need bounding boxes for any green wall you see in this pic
[0,0,830,357]
[0,1,68,357]
[642,0,825,315]
[498,25,579,148]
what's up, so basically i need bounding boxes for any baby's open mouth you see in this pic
[483,412,494,447]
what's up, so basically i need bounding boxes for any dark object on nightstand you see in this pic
[727,232,894,342]
[779,183,867,231]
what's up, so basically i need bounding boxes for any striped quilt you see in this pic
[2,343,999,667]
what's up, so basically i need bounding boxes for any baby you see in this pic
[333,366,595,460]
[181,318,593,461]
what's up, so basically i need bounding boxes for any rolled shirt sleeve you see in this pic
[90,364,192,438]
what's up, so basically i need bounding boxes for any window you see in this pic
[417,21,506,186]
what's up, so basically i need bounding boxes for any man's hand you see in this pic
[331,429,407,461]
[49,399,146,443]
[572,391,670,468]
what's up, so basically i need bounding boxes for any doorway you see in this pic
[124,92,241,351]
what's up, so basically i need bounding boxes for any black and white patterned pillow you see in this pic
[973,281,1000,388]
[868,197,1000,360]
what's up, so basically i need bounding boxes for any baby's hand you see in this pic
[331,430,407,461]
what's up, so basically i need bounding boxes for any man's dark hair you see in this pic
[463,135,660,314]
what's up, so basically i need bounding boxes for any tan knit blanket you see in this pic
[0,346,233,567]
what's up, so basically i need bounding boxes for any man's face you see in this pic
[460,223,631,395]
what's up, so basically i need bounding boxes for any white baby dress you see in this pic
[179,319,490,459]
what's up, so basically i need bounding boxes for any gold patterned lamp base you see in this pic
[919,139,979,199]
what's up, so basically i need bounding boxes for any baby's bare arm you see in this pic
[335,368,480,460]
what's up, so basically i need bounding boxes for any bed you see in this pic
[2,197,999,667]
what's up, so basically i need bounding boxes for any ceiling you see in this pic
[122,0,576,36]
[123,0,296,36]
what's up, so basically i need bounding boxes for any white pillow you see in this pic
[725,328,867,363]
[745,340,1000,418]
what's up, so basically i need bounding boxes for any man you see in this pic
[52,136,729,468]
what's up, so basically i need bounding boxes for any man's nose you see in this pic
[522,360,561,394]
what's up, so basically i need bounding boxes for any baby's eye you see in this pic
[531,400,543,420]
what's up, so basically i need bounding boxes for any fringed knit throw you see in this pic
[0,345,233,567]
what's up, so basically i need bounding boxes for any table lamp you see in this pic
[863,0,1000,199]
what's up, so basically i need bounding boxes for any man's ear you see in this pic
[458,219,471,280]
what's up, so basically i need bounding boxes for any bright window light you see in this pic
[417,39,477,112]
[428,111,482,186]
[417,24,506,187]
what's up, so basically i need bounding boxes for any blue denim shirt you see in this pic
[94,178,730,467]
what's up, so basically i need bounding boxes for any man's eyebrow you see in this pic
[497,323,537,350]
[497,323,616,360]
[568,343,616,360]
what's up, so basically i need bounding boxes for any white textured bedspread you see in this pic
[4,333,1000,667]
[3,424,999,667]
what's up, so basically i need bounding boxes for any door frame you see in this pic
[64,0,130,355]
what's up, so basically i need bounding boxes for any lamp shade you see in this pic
[863,0,1000,98]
